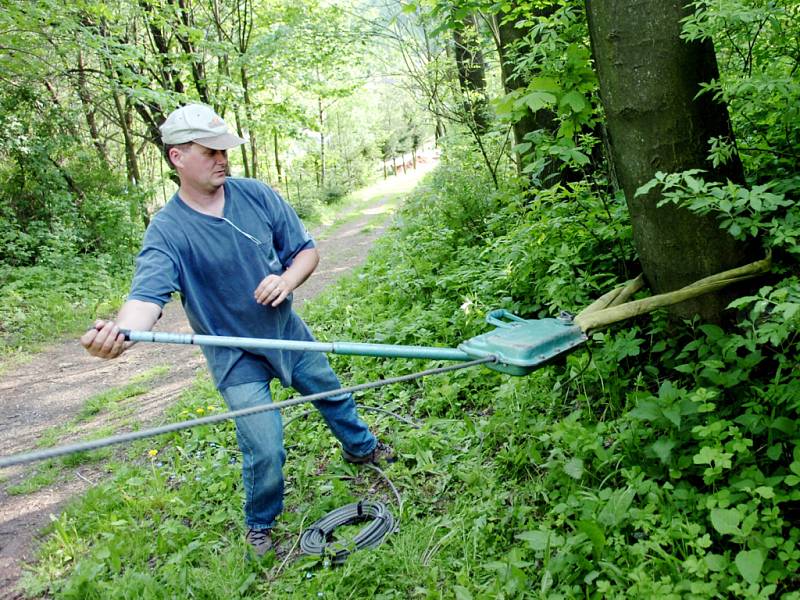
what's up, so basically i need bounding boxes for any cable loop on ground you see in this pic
[299,500,396,564]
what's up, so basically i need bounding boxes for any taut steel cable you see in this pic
[0,357,494,469]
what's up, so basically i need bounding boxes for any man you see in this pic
[81,104,393,557]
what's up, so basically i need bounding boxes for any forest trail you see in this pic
[0,157,436,598]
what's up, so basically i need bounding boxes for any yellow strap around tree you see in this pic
[573,253,772,333]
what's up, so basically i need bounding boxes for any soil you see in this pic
[0,162,433,599]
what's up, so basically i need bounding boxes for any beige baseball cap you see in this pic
[160,104,247,150]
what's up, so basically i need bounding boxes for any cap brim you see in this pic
[194,133,248,150]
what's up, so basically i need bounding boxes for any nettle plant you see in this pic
[625,169,800,594]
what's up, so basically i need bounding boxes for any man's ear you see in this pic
[168,147,184,168]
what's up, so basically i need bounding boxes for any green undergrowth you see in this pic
[0,253,131,361]
[21,145,800,597]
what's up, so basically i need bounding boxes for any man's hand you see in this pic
[80,300,162,359]
[254,274,294,307]
[81,320,127,359]
[254,248,319,308]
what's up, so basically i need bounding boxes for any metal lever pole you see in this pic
[121,329,472,362]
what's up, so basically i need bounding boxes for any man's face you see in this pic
[171,143,229,191]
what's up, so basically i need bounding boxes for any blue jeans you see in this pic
[220,351,376,530]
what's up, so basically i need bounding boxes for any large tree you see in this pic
[585,0,758,320]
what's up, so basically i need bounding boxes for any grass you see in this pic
[5,366,172,496]
[20,370,525,597]
[6,461,61,495]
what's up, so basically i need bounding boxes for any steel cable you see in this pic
[299,499,396,564]
[0,356,494,469]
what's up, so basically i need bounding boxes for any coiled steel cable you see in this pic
[299,499,396,564]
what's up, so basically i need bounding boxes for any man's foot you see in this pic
[245,528,273,557]
[343,441,396,465]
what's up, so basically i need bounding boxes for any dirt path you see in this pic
[0,160,435,598]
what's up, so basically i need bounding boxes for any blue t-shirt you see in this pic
[128,178,317,390]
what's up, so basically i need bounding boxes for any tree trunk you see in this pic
[76,50,108,165]
[235,109,251,178]
[318,96,326,188]
[112,92,149,227]
[176,0,210,104]
[586,0,755,320]
[493,4,558,176]
[273,129,283,188]
[240,66,258,178]
[452,14,489,133]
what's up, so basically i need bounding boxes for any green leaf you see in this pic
[735,549,764,585]
[651,438,676,464]
[563,457,584,479]
[524,91,557,112]
[710,508,741,535]
[754,486,774,499]
[635,179,660,197]
[513,142,532,154]
[705,553,727,572]
[577,520,606,556]
[517,530,557,551]
[629,400,661,421]
[598,487,635,528]
[454,586,474,600]
[685,173,704,193]
[528,76,560,93]
[559,91,586,113]
[766,444,782,460]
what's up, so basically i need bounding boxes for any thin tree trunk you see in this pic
[318,95,326,187]
[235,109,251,178]
[76,50,108,165]
[273,129,283,188]
[493,4,558,177]
[452,13,489,133]
[176,0,210,103]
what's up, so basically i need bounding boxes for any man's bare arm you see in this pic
[80,299,163,359]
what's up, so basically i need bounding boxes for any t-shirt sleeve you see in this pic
[263,185,315,266]
[127,225,180,307]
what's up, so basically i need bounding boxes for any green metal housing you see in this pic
[458,310,588,375]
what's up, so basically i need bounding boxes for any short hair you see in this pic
[163,141,194,169]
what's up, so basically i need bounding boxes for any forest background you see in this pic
[1,0,799,597]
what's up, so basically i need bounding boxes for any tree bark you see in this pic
[586,0,755,320]
[235,108,251,179]
[175,0,210,104]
